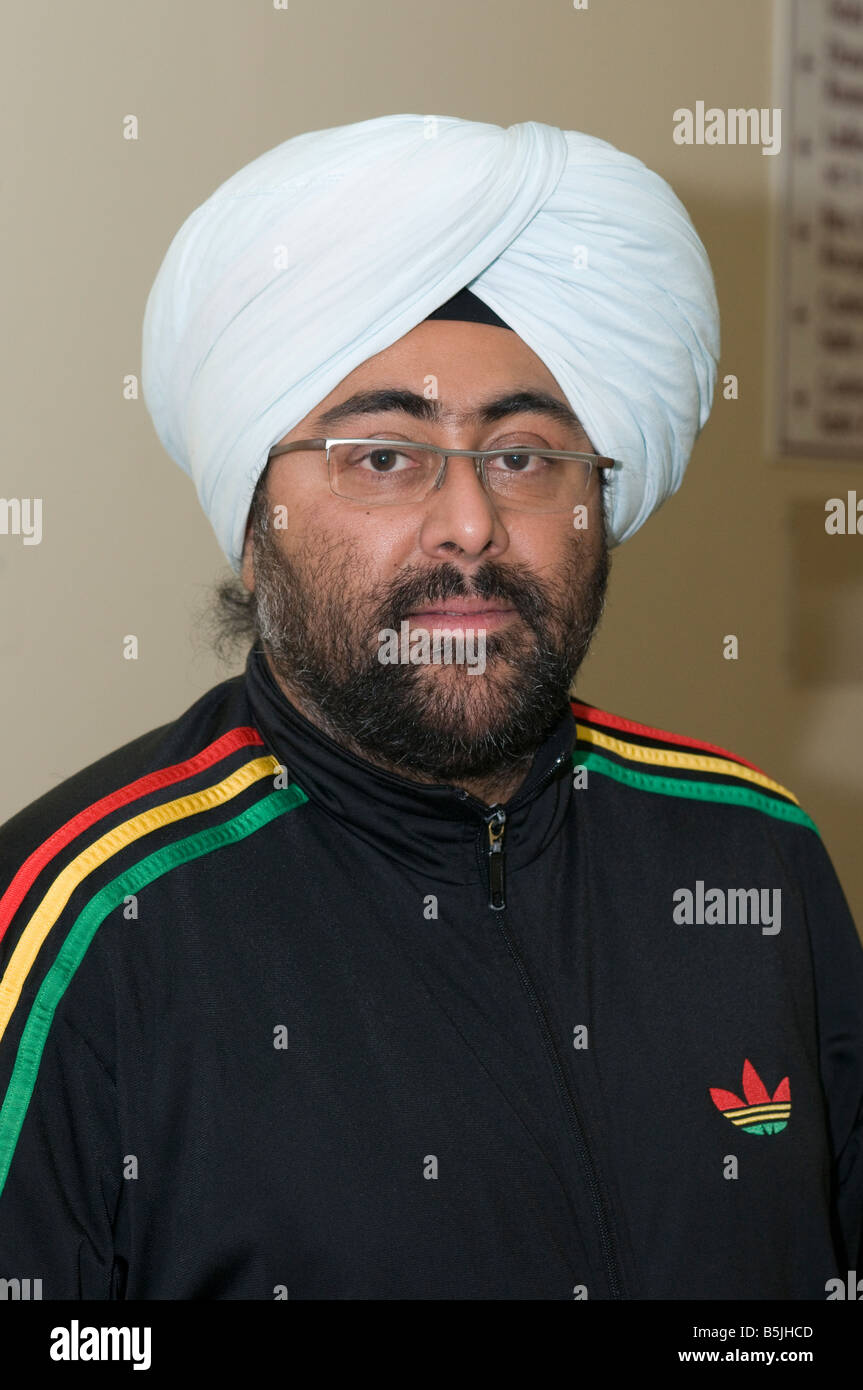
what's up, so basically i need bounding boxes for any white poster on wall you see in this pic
[775,0,863,459]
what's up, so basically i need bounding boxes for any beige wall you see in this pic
[2,0,861,927]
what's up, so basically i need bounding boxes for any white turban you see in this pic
[141,113,720,572]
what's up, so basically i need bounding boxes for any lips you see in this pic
[406,600,516,618]
[404,602,518,633]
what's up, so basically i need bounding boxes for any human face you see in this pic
[241,318,610,787]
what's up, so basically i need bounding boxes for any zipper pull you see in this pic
[486,808,507,911]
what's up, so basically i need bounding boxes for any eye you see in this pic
[485,451,553,473]
[352,448,417,473]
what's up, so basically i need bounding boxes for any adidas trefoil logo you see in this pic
[709,1058,790,1135]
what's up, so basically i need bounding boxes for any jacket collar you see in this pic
[244,644,576,885]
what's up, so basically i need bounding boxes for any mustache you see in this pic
[375,560,550,630]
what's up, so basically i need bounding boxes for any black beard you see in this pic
[251,514,610,784]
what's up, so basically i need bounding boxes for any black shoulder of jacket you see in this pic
[0,670,273,922]
[569,695,823,840]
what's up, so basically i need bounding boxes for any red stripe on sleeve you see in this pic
[570,700,767,775]
[0,727,265,943]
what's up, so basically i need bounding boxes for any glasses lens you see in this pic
[329,442,439,503]
[483,452,592,512]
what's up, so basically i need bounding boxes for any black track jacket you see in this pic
[0,646,861,1300]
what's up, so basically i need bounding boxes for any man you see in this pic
[0,114,860,1301]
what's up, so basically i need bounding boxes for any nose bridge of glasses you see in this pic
[433,447,488,492]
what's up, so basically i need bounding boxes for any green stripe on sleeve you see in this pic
[575,750,820,836]
[0,785,307,1198]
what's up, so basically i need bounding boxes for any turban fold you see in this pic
[141,113,720,571]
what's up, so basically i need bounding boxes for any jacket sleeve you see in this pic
[0,820,123,1300]
[799,828,863,1271]
[0,1004,122,1300]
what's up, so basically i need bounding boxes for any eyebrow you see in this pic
[311,387,585,436]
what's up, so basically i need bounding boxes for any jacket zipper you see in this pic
[480,752,568,913]
[486,811,506,910]
[477,758,625,1300]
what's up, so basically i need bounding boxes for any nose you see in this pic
[417,454,510,562]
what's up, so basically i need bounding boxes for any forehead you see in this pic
[345,317,557,388]
[305,319,573,426]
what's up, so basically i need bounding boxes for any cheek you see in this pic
[338,512,422,574]
[270,495,350,559]
[516,516,581,566]
[284,502,419,578]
